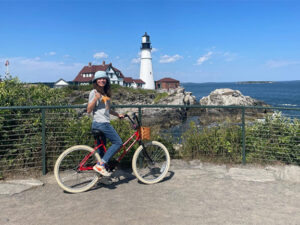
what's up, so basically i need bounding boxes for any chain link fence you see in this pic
[0,105,299,178]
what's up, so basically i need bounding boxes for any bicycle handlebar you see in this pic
[124,113,141,130]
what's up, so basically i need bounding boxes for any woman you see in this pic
[87,71,124,176]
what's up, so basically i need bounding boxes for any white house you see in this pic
[73,61,125,86]
[54,78,69,88]
[123,77,145,89]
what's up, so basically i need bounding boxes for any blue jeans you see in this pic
[92,122,123,164]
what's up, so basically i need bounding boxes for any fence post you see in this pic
[41,109,46,175]
[241,107,246,165]
[138,106,142,125]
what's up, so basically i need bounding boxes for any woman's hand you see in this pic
[94,90,101,100]
[87,91,101,114]
[118,114,125,119]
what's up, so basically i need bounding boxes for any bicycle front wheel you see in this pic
[54,145,101,193]
[132,141,170,184]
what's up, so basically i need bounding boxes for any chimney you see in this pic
[88,62,92,67]
[102,61,106,65]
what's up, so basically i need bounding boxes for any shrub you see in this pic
[246,112,300,164]
[179,112,300,165]
[180,121,242,163]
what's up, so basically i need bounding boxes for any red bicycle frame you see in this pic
[78,129,141,171]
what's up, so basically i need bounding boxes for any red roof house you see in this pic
[155,77,180,90]
[73,61,125,85]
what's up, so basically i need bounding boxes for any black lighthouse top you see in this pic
[141,32,152,50]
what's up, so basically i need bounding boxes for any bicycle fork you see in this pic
[140,142,155,165]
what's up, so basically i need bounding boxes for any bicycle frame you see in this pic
[78,126,142,172]
[77,112,158,172]
[116,130,141,162]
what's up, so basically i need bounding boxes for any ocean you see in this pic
[182,80,300,118]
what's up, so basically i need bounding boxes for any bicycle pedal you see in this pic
[106,160,119,172]
[107,166,117,173]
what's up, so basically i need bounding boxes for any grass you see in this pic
[154,92,169,103]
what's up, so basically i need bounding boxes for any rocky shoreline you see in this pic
[195,88,271,125]
[76,86,271,128]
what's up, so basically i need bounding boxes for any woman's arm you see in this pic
[109,109,124,118]
[87,90,101,114]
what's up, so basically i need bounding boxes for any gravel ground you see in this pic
[1,160,300,225]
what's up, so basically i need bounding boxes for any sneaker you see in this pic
[93,163,111,177]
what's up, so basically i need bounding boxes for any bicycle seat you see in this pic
[91,129,105,140]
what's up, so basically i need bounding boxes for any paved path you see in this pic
[1,160,300,225]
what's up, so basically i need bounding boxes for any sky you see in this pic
[0,0,300,83]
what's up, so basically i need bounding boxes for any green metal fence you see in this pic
[0,104,299,177]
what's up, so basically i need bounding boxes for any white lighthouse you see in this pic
[139,32,155,90]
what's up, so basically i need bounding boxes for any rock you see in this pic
[113,87,197,128]
[199,88,265,106]
[184,92,196,105]
[158,87,196,106]
[140,87,196,128]
[197,88,271,125]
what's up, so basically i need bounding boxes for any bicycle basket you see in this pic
[140,126,151,140]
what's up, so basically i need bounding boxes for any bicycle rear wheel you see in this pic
[132,141,170,184]
[54,145,101,193]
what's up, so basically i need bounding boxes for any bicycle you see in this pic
[54,113,170,193]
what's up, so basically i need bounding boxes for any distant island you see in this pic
[236,81,274,84]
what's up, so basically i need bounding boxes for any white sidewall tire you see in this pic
[54,145,101,193]
[132,141,170,184]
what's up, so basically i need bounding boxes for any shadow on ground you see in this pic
[91,169,175,191]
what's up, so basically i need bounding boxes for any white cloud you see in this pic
[93,52,108,59]
[196,51,213,65]
[266,60,300,68]
[152,48,158,53]
[131,52,142,64]
[45,51,56,56]
[159,54,183,63]
[0,57,84,82]
[131,57,140,64]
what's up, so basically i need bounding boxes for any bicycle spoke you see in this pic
[133,142,170,184]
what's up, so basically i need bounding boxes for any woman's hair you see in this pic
[93,79,112,97]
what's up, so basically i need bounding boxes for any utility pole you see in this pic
[5,60,12,80]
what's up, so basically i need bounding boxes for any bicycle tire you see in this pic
[54,145,101,193]
[132,141,170,184]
